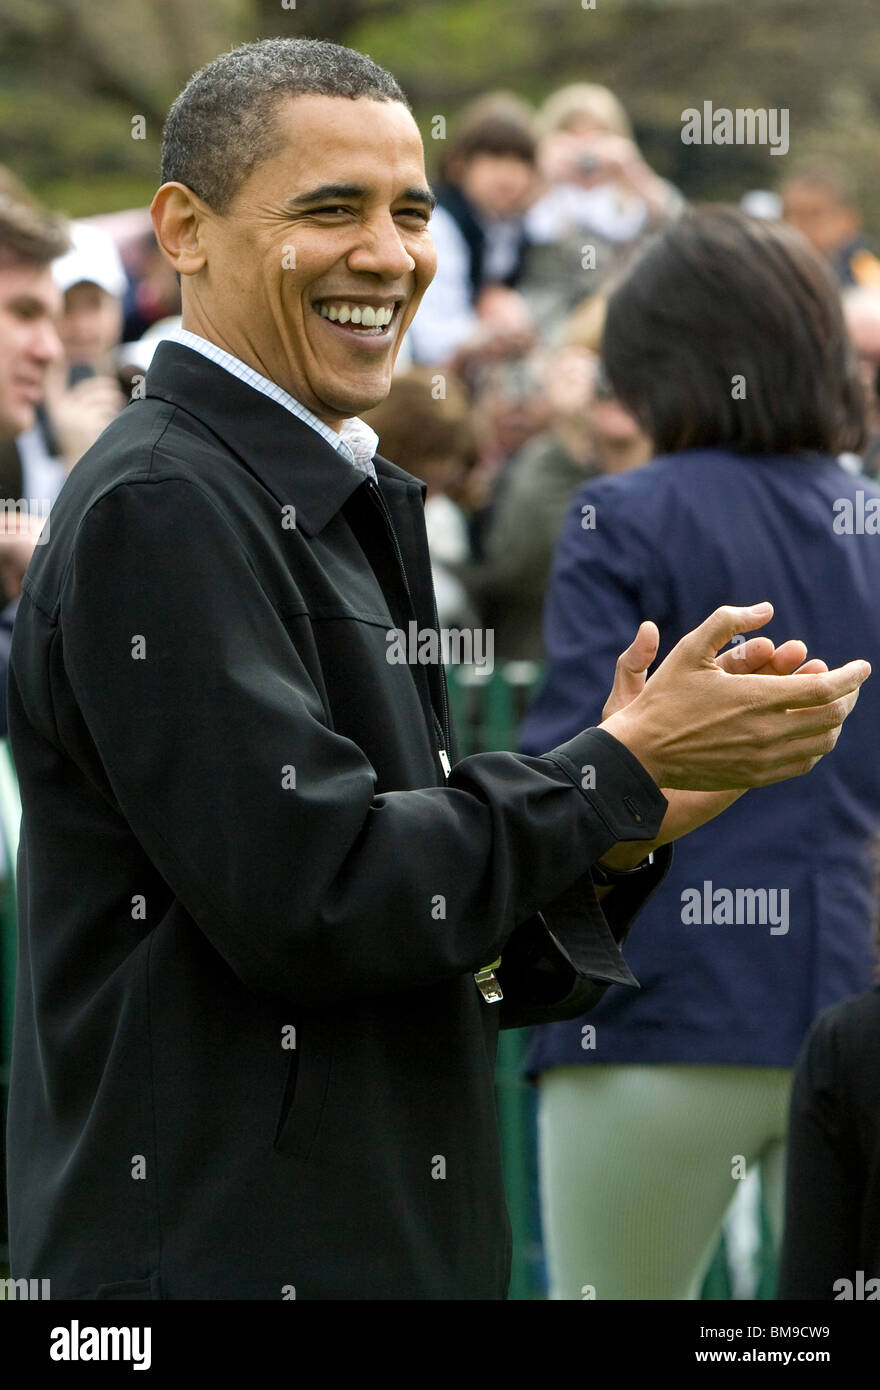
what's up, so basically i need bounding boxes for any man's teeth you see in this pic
[317,303,395,327]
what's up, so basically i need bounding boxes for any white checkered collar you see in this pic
[172,329,379,482]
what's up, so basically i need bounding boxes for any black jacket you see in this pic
[6,341,669,1299]
[778,986,880,1299]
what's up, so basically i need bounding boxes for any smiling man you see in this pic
[5,39,871,1301]
[153,71,436,425]
[0,195,66,739]
[0,204,65,443]
[0,192,66,468]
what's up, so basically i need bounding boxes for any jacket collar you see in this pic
[143,340,424,535]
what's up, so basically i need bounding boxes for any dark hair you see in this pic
[161,37,412,214]
[441,115,536,181]
[0,192,68,270]
[602,205,866,457]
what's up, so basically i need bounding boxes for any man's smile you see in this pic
[312,296,404,345]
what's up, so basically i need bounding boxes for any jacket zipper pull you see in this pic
[438,748,451,777]
[474,957,503,1004]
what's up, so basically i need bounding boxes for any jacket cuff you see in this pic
[497,843,673,1029]
[542,725,668,843]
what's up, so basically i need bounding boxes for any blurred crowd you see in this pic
[3,82,879,678]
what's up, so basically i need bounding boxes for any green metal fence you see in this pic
[446,660,545,1299]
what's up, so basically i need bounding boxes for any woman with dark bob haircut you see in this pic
[519,206,880,1299]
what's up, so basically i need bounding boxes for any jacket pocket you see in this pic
[272,1019,334,1159]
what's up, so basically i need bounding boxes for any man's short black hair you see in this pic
[602,205,866,458]
[161,37,413,214]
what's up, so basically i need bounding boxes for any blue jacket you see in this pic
[520,447,880,1071]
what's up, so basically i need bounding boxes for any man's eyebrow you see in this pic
[284,183,437,212]
[6,295,52,314]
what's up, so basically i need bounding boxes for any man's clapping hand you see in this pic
[596,603,869,867]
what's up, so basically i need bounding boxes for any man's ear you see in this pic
[150,182,210,276]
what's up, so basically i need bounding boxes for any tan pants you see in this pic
[537,1063,793,1300]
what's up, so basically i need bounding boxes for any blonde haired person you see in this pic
[521,83,684,335]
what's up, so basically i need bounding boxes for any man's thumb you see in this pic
[610,621,660,698]
[689,602,774,659]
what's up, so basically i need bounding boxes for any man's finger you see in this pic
[744,698,861,783]
[619,620,659,673]
[766,639,807,673]
[747,644,828,677]
[752,640,825,676]
[607,620,659,705]
[765,686,862,743]
[716,635,777,673]
[748,660,871,710]
[755,722,852,782]
[685,602,774,660]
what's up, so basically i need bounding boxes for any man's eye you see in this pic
[311,206,428,222]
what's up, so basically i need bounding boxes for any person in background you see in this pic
[361,368,479,629]
[461,347,609,661]
[461,286,652,662]
[518,207,880,1300]
[405,97,538,366]
[53,221,127,373]
[40,220,127,472]
[122,227,182,343]
[0,192,67,735]
[780,163,878,288]
[559,289,652,476]
[843,286,880,478]
[0,174,66,517]
[460,344,553,564]
[520,83,684,335]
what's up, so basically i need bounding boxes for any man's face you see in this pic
[58,280,124,368]
[460,154,535,220]
[184,94,437,427]
[0,259,63,439]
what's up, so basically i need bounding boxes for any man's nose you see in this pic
[346,211,417,279]
[31,319,65,367]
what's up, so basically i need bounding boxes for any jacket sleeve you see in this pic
[519,474,669,756]
[59,476,668,1009]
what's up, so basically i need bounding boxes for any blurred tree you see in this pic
[252,0,412,41]
[2,0,880,228]
[0,0,247,212]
